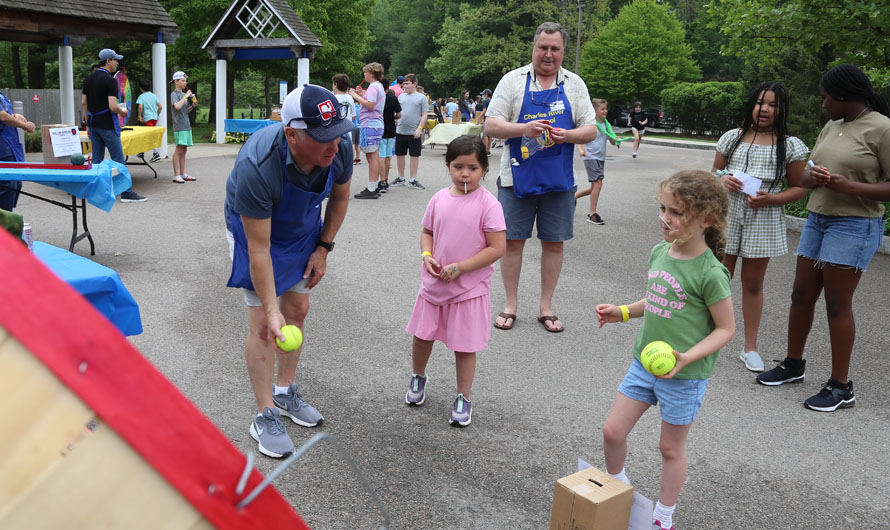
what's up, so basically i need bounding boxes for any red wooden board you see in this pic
[0,230,310,530]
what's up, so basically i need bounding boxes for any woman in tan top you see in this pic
[755,64,890,412]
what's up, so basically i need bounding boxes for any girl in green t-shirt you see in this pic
[595,170,735,530]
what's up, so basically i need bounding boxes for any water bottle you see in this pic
[520,130,550,159]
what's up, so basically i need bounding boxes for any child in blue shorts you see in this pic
[596,170,735,530]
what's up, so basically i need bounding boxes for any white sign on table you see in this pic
[49,127,83,157]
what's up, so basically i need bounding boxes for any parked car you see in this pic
[608,105,629,128]
[644,105,678,129]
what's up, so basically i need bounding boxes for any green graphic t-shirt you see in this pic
[632,241,732,379]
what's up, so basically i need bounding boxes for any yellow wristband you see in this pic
[421,251,432,260]
[620,305,630,323]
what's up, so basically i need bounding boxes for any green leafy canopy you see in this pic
[579,0,700,105]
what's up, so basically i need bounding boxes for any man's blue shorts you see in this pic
[496,179,575,242]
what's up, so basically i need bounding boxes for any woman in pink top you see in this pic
[404,135,506,427]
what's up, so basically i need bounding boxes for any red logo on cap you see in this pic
[317,99,335,122]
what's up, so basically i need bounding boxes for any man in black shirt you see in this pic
[81,48,147,202]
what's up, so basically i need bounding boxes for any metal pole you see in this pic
[575,1,584,73]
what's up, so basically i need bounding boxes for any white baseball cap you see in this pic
[171,71,187,82]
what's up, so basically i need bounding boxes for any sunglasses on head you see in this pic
[287,103,349,128]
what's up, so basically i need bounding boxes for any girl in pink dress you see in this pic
[405,135,506,426]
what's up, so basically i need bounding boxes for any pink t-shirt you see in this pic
[419,186,506,306]
[359,81,385,127]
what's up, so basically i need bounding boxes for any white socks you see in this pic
[608,467,629,485]
[273,384,289,396]
[367,183,377,192]
[653,501,676,529]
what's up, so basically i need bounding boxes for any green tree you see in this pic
[708,0,890,86]
[579,0,699,105]
[426,0,559,96]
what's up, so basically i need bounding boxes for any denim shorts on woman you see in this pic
[618,358,709,426]
[796,212,885,271]
[496,178,576,241]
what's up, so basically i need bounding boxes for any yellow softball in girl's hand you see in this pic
[641,340,676,376]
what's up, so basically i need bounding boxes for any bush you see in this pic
[24,132,41,153]
[661,81,746,136]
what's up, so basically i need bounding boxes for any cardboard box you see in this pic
[41,124,77,164]
[550,466,634,530]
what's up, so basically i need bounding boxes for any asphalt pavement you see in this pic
[20,136,890,529]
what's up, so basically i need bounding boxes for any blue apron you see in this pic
[87,69,121,137]
[0,93,25,161]
[506,75,574,198]
[227,141,334,295]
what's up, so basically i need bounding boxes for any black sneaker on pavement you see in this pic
[805,379,855,411]
[756,357,805,386]
[376,181,389,193]
[587,213,605,225]
[150,152,162,163]
[354,188,379,199]
[120,190,148,203]
[408,179,425,190]
[391,177,406,187]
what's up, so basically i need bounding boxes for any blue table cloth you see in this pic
[0,160,131,212]
[34,241,143,336]
[225,119,281,135]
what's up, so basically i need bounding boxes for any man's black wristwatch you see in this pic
[317,239,334,252]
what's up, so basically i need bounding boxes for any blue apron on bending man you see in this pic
[0,91,26,211]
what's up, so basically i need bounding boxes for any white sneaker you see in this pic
[632,152,638,158]
[740,350,765,372]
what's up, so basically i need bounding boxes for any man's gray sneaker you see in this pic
[272,383,324,427]
[391,176,407,187]
[407,179,425,190]
[405,373,428,406]
[250,407,294,458]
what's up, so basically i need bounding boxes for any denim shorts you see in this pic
[796,212,885,271]
[379,137,395,158]
[618,358,709,426]
[496,178,575,242]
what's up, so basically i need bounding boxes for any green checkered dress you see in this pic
[717,130,809,258]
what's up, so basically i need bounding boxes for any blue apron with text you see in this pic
[0,93,24,161]
[227,142,334,295]
[506,75,574,198]
[87,69,121,138]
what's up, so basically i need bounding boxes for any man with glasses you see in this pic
[224,84,354,458]
[485,22,597,333]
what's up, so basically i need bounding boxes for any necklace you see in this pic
[838,107,870,136]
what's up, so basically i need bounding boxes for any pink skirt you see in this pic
[406,293,492,353]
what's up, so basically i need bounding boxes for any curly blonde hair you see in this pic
[657,170,729,260]
[362,62,384,81]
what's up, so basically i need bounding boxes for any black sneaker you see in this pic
[805,379,855,411]
[587,213,604,225]
[756,357,805,386]
[354,188,379,199]
[120,190,148,203]
[150,152,162,163]
[376,181,388,193]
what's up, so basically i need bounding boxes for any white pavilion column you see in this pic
[216,59,227,144]
[297,58,309,87]
[58,44,75,126]
[152,41,169,158]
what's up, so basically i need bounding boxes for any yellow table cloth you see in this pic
[80,126,166,156]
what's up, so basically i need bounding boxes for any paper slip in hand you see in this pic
[734,170,763,197]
